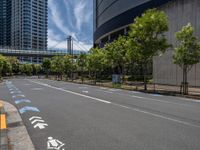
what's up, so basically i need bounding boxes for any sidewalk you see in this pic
[0,101,8,150]
[0,100,35,150]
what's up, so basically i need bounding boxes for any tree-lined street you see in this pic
[0,78,200,150]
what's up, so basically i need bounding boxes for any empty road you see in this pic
[0,78,200,150]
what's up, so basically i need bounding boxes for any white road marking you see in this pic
[109,89,121,92]
[178,97,200,103]
[79,87,88,89]
[112,103,200,128]
[29,116,42,121]
[96,89,113,94]
[29,116,48,129]
[129,91,142,94]
[31,119,45,124]
[47,137,65,150]
[100,87,108,90]
[29,80,111,104]
[104,91,113,94]
[130,95,195,107]
[131,95,143,99]
[28,80,200,128]
[34,123,48,129]
[82,91,89,93]
[31,88,43,91]
[12,94,25,98]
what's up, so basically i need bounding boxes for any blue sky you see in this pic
[48,0,93,51]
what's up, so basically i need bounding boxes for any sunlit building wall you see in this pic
[93,0,200,86]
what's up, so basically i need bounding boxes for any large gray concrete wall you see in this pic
[153,0,200,86]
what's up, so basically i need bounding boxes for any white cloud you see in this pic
[48,0,93,51]
[48,0,78,40]
[73,0,93,30]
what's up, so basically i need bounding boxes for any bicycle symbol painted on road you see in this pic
[47,137,65,150]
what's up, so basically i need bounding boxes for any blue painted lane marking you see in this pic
[19,106,40,114]
[12,95,25,99]
[15,99,31,104]
[151,94,163,96]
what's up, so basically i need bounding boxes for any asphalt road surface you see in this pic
[0,78,200,150]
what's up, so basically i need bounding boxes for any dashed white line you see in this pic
[28,80,200,128]
[29,80,111,104]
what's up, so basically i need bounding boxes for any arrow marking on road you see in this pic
[15,99,31,104]
[29,116,42,121]
[34,123,48,129]
[31,119,45,124]
[19,106,40,114]
[29,116,48,129]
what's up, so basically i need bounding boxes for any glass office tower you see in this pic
[0,0,48,50]
[0,0,11,47]
[12,0,48,50]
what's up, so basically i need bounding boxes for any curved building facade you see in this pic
[94,0,200,86]
[93,0,171,46]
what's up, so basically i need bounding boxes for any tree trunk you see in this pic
[184,66,188,95]
[182,65,188,95]
[143,63,147,91]
[94,71,97,85]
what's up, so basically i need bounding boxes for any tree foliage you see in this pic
[173,23,200,94]
[104,36,129,75]
[87,48,107,82]
[19,64,33,75]
[128,9,170,90]
[42,58,51,76]
[51,56,65,77]
[0,55,12,76]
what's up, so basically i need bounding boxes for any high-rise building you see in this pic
[0,0,48,50]
[0,0,11,47]
[93,0,200,86]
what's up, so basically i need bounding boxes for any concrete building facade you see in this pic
[0,0,48,51]
[154,0,200,86]
[93,0,200,86]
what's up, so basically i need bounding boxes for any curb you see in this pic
[0,101,8,150]
[0,100,35,150]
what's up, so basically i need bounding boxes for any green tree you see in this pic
[32,64,42,75]
[128,9,170,90]
[104,36,129,83]
[7,57,20,74]
[173,23,200,95]
[42,58,51,77]
[63,55,73,79]
[76,53,87,83]
[87,48,107,84]
[19,64,33,76]
[0,55,6,76]
[51,56,65,80]
[0,55,12,76]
